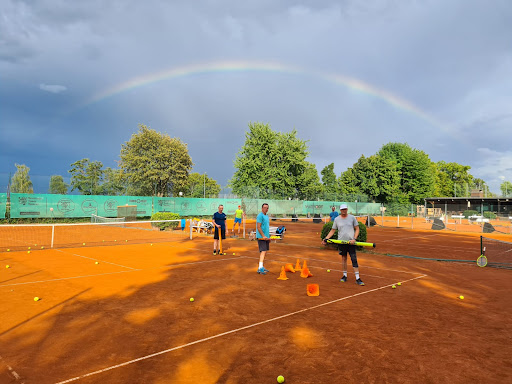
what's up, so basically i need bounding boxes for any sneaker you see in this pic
[213,250,217,255]
[340,275,347,283]
[257,267,267,275]
[356,278,365,286]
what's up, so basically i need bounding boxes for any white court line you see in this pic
[0,257,241,288]
[55,249,137,270]
[54,273,426,384]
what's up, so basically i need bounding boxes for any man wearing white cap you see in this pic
[322,203,365,286]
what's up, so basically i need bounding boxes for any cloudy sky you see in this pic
[1,0,511,195]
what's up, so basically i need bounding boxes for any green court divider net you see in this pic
[10,194,153,218]
[0,193,6,219]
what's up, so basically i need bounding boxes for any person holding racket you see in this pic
[256,203,270,275]
[212,204,227,255]
[322,203,365,286]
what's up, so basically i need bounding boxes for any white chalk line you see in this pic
[54,273,427,384]
[0,256,241,288]
[54,249,137,270]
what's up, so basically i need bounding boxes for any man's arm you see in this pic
[322,228,336,244]
[350,225,360,244]
[257,221,268,240]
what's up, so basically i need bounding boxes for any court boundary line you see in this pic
[0,256,241,288]
[54,273,426,384]
[55,249,137,270]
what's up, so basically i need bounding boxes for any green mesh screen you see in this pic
[0,193,6,219]
[9,194,153,218]
[154,197,241,217]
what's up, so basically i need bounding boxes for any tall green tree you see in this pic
[338,168,361,196]
[296,162,323,200]
[352,155,401,203]
[500,180,512,197]
[119,124,193,197]
[48,175,68,194]
[321,163,337,199]
[185,172,221,198]
[378,143,436,203]
[102,167,126,196]
[434,161,475,197]
[11,164,34,193]
[69,159,104,195]
[230,122,320,199]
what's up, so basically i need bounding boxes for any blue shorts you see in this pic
[234,217,242,224]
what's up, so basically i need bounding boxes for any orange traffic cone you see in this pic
[300,260,313,278]
[295,259,302,271]
[284,263,296,273]
[307,284,319,296]
[277,266,289,280]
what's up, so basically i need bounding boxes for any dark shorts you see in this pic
[258,239,270,252]
[214,227,226,240]
[338,244,358,268]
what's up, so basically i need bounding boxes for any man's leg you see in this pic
[348,246,364,285]
[340,254,348,282]
[257,240,270,274]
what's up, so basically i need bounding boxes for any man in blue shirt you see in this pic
[256,203,270,274]
[329,206,339,221]
[212,205,227,255]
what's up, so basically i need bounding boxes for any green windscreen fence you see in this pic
[9,194,153,218]
[154,197,241,217]
[0,193,6,219]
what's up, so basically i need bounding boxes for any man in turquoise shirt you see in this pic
[256,203,270,275]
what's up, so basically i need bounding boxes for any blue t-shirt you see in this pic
[256,212,269,239]
[329,211,339,221]
[213,212,227,229]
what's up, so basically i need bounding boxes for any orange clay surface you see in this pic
[1,222,512,384]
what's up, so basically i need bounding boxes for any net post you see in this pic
[189,219,193,240]
[397,215,399,227]
[480,235,483,255]
[243,217,246,239]
[51,225,55,249]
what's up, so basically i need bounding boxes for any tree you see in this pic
[11,164,34,193]
[119,124,193,197]
[500,180,512,197]
[69,159,104,195]
[352,155,401,203]
[48,175,68,194]
[230,122,318,199]
[378,143,436,203]
[434,161,475,197]
[321,163,337,199]
[338,168,361,196]
[296,162,323,200]
[102,168,126,196]
[185,172,221,198]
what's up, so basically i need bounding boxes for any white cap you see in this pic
[340,204,348,210]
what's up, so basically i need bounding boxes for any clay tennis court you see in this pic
[1,220,511,384]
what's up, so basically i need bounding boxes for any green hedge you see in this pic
[463,210,478,218]
[320,221,367,243]
[150,212,180,230]
[483,211,497,219]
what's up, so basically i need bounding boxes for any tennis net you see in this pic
[481,236,512,269]
[91,214,125,223]
[0,219,191,252]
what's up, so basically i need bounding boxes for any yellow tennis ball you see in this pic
[41,246,44,249]
[397,282,402,286]
[190,297,194,302]
[459,295,464,300]
[95,261,99,265]
[327,269,331,272]
[392,285,396,289]
[82,243,86,246]
[7,249,10,252]
[5,265,10,269]
[277,375,285,383]
[34,297,40,301]
[28,247,31,250]
[27,251,31,254]
[233,253,236,255]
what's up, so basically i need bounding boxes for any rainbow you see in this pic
[81,60,448,132]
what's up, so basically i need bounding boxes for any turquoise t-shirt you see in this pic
[256,212,269,239]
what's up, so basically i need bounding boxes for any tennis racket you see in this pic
[476,254,487,267]
[325,239,376,248]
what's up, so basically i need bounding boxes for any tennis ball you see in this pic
[5,265,10,268]
[459,295,464,300]
[125,240,128,242]
[327,269,331,272]
[392,285,396,289]
[41,246,44,249]
[397,282,402,286]
[82,243,86,246]
[7,249,10,252]
[28,247,31,250]
[34,297,40,301]
[190,297,194,302]
[95,261,99,265]
[27,251,31,254]
[233,253,236,255]
[277,375,285,383]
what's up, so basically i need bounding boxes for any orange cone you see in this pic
[284,263,296,273]
[295,259,302,271]
[300,260,313,278]
[307,284,319,296]
[277,266,289,280]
